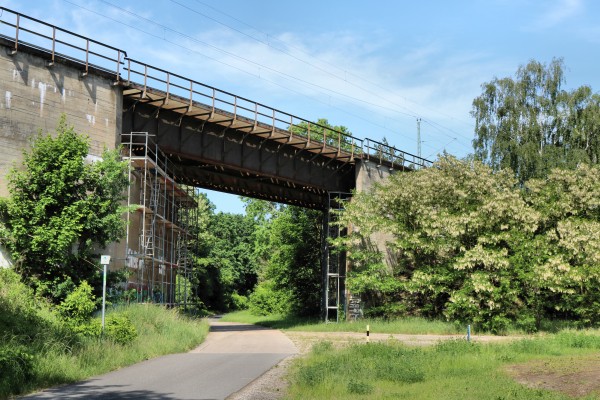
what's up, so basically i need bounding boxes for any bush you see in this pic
[0,344,34,395]
[58,281,96,324]
[105,315,137,345]
[70,315,137,345]
[248,281,292,316]
[230,293,249,310]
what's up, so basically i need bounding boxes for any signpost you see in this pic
[100,255,110,333]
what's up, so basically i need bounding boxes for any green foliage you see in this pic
[249,280,292,315]
[1,115,129,301]
[230,292,249,310]
[69,314,137,345]
[58,281,96,324]
[245,200,323,317]
[0,344,34,396]
[0,267,208,398]
[342,155,600,331]
[290,118,356,152]
[191,211,259,311]
[104,315,138,345]
[472,58,600,182]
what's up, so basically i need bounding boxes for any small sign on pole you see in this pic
[100,255,111,333]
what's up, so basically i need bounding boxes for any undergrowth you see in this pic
[0,268,209,399]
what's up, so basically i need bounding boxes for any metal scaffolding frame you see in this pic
[323,192,351,322]
[121,132,197,306]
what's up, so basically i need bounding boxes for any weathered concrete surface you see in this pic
[0,42,122,197]
[354,159,397,267]
[21,320,297,400]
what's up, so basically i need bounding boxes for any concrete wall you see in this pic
[354,159,397,267]
[0,43,122,197]
[355,158,393,193]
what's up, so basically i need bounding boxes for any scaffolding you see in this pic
[121,132,197,306]
[323,192,351,322]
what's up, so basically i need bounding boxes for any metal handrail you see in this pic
[364,138,433,169]
[0,7,126,79]
[124,58,362,157]
[0,6,433,169]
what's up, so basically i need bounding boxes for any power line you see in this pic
[189,0,476,131]
[62,0,473,154]
[59,0,424,148]
[177,0,474,150]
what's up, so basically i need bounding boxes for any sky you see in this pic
[1,0,598,213]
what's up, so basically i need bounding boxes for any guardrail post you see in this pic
[166,72,170,104]
[48,27,56,66]
[11,14,19,54]
[115,50,121,82]
[83,39,89,77]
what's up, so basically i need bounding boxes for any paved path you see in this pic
[22,319,297,400]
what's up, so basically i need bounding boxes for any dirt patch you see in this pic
[505,355,600,398]
[285,331,520,351]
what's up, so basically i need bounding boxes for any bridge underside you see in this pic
[122,100,357,210]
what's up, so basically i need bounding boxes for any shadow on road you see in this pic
[23,382,220,400]
[209,324,270,332]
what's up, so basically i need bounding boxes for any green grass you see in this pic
[285,332,600,400]
[222,310,581,335]
[0,269,209,399]
[32,304,209,386]
[222,310,463,334]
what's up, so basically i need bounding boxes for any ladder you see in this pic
[324,192,351,322]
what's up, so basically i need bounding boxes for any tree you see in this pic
[471,58,600,182]
[246,198,323,317]
[340,155,600,331]
[0,116,129,300]
[290,118,356,152]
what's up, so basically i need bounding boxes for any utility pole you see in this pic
[416,118,422,159]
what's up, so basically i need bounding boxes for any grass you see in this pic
[285,332,600,400]
[221,310,463,334]
[0,269,209,399]
[32,304,209,387]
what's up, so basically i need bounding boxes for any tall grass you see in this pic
[32,304,209,387]
[0,269,209,399]
[286,333,600,399]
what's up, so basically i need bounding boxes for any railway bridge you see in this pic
[0,8,431,320]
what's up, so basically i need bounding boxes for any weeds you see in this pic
[0,269,209,399]
[287,333,600,399]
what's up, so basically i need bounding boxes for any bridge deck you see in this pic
[122,81,357,163]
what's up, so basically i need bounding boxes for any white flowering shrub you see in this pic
[341,156,600,332]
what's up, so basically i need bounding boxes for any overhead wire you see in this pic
[60,0,439,152]
[96,0,431,127]
[190,0,476,134]
[63,0,472,154]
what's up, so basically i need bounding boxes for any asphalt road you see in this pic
[22,319,297,400]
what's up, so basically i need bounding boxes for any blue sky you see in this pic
[2,0,598,213]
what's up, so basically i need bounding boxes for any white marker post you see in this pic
[100,255,111,333]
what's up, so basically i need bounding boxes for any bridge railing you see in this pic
[124,58,363,159]
[0,7,126,79]
[364,138,433,169]
[0,6,432,170]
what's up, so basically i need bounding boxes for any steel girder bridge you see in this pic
[0,7,432,321]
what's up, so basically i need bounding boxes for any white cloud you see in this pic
[528,0,583,30]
